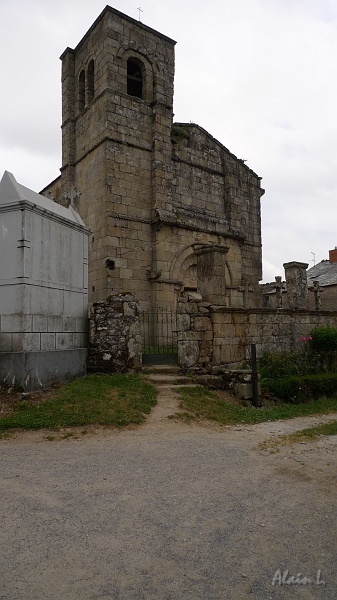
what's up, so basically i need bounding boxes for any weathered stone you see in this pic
[193,317,212,331]
[178,340,199,368]
[87,293,142,372]
[283,262,309,310]
[176,313,191,332]
[195,375,223,389]
[41,6,264,316]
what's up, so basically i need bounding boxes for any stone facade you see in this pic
[41,6,264,316]
[0,171,90,389]
[177,293,337,370]
[87,293,142,373]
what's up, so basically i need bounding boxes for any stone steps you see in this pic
[142,367,199,424]
[145,373,194,386]
[142,364,181,375]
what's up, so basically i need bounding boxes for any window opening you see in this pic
[79,70,85,111]
[105,259,115,271]
[127,59,143,98]
[87,60,95,103]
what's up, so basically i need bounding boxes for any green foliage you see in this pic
[171,125,190,144]
[258,351,301,379]
[305,326,337,372]
[288,420,337,442]
[259,336,337,402]
[0,374,157,432]
[262,376,304,403]
[178,386,337,424]
[310,325,337,352]
[263,373,337,403]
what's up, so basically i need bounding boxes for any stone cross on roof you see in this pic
[44,191,55,202]
[63,187,81,209]
[274,275,285,308]
[311,280,323,310]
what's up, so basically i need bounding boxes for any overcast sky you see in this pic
[1,0,337,282]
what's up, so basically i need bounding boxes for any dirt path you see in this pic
[1,373,337,599]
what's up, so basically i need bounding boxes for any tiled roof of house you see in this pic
[307,260,337,288]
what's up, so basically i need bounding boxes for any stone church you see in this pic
[41,5,264,313]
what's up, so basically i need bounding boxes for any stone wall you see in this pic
[177,294,337,370]
[177,295,213,369]
[87,293,142,373]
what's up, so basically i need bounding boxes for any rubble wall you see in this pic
[87,293,142,373]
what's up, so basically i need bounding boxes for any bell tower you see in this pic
[58,6,176,304]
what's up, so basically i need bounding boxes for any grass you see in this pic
[178,386,337,426]
[282,420,337,444]
[0,374,157,432]
[258,419,337,452]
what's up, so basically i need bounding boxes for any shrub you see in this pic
[310,325,337,352]
[258,350,300,379]
[262,376,305,403]
[309,326,337,372]
[262,373,337,403]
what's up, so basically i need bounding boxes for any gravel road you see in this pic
[1,391,337,600]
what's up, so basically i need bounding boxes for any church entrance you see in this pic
[141,308,178,365]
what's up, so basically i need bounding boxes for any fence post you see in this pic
[251,343,259,407]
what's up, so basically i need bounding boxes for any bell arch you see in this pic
[117,47,154,102]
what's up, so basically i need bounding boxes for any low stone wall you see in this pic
[87,293,142,373]
[195,370,258,400]
[177,294,337,370]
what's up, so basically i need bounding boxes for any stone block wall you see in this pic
[177,296,213,369]
[172,124,264,304]
[48,6,175,308]
[87,293,142,373]
[41,8,264,315]
[177,293,337,370]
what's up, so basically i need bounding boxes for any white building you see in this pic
[0,171,91,389]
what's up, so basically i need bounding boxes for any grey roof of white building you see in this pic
[307,260,337,288]
[0,171,86,227]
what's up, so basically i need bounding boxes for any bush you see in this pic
[310,325,337,352]
[262,373,337,403]
[305,326,337,372]
[258,350,301,379]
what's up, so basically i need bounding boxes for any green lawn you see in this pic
[0,374,157,431]
[178,386,337,426]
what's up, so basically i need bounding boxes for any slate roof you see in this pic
[307,260,337,288]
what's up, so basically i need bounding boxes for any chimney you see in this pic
[329,248,337,263]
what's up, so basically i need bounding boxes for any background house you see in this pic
[307,248,337,310]
[261,249,337,311]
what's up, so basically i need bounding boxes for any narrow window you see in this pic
[79,70,85,111]
[127,58,143,98]
[87,60,95,103]
[263,294,271,307]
